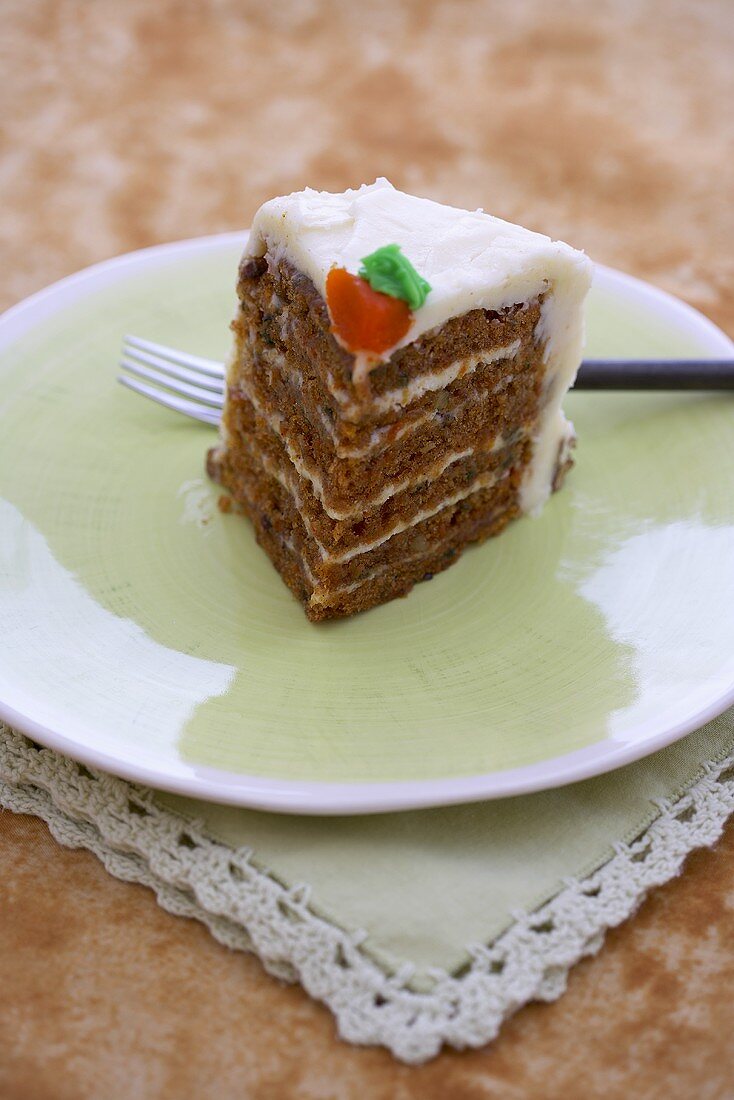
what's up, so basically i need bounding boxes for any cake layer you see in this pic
[226,363,539,519]
[304,503,514,618]
[223,391,530,554]
[229,263,547,514]
[237,255,544,418]
[239,334,541,500]
[208,440,520,621]
[208,431,524,594]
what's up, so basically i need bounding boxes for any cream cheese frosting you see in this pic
[242,178,593,515]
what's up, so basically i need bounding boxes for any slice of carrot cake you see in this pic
[207,178,592,620]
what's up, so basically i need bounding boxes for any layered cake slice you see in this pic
[208,179,592,620]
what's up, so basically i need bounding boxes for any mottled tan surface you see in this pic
[2,1,733,1096]
[3,811,734,1100]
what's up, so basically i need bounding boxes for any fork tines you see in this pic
[118,335,225,425]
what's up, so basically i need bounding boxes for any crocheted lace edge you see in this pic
[2,724,733,1064]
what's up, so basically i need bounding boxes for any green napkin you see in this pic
[160,710,734,990]
[2,711,733,1061]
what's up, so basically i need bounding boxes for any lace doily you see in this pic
[2,723,733,1064]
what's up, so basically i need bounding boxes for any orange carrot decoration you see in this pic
[326,267,412,355]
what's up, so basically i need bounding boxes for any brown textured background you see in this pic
[2,1,734,1097]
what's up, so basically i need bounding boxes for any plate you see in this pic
[1,234,733,813]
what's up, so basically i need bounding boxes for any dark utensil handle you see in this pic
[575,359,734,390]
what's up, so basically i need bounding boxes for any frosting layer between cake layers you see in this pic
[243,178,593,514]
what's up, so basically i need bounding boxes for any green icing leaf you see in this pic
[358,244,431,311]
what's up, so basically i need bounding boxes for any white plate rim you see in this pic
[1,234,733,815]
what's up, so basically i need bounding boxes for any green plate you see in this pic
[1,235,733,813]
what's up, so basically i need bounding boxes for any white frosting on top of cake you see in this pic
[243,178,593,515]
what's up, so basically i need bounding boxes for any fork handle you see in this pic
[575,359,734,390]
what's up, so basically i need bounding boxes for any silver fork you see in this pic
[118,335,225,425]
[117,335,734,426]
